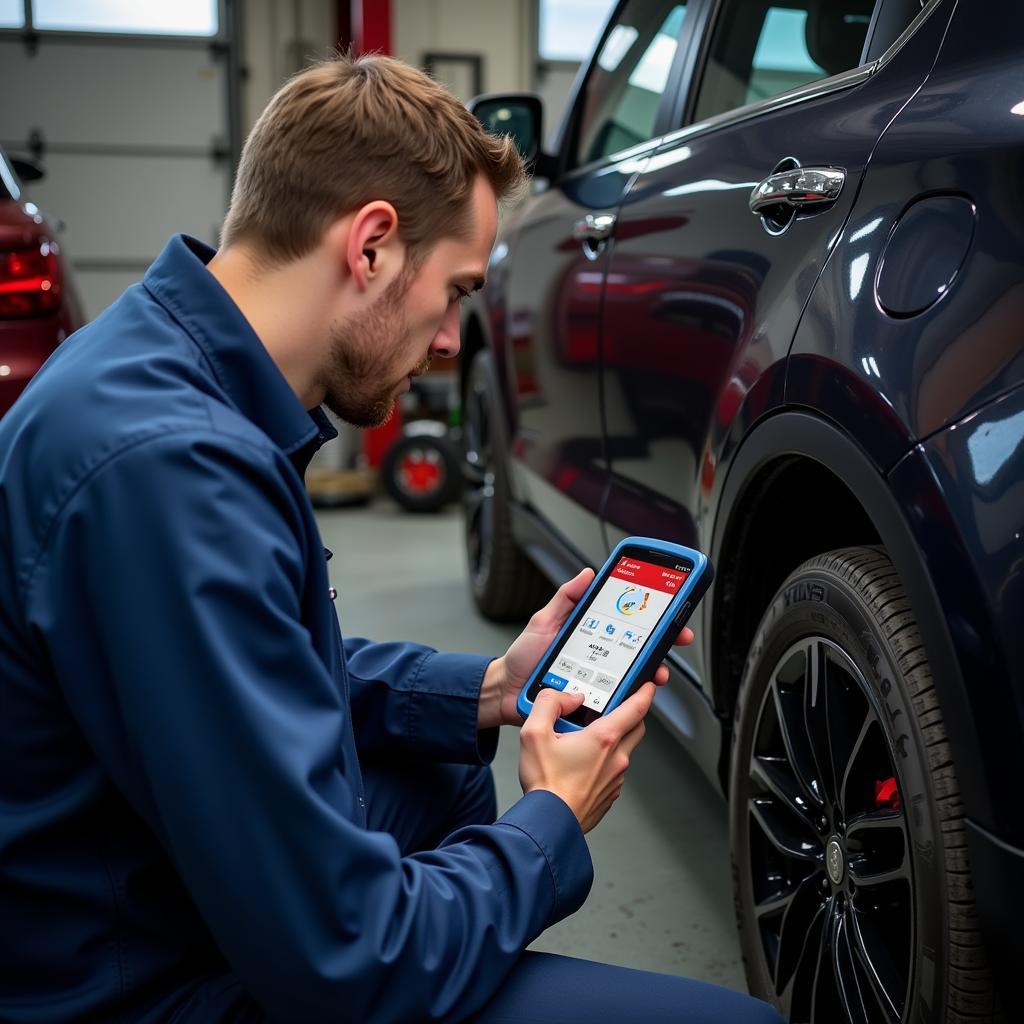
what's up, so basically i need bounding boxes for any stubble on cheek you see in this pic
[319,273,416,428]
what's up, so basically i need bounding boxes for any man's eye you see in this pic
[452,288,470,305]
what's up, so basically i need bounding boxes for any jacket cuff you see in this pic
[496,790,594,924]
[408,651,498,765]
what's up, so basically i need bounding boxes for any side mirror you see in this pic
[468,93,556,178]
[11,156,45,183]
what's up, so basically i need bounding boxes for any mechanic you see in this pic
[0,54,783,1024]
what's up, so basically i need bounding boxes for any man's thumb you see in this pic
[527,687,582,730]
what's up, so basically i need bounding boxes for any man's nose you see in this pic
[430,304,462,359]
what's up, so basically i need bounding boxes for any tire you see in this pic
[461,350,551,620]
[730,546,1001,1024]
[381,429,459,513]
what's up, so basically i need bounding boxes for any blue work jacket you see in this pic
[0,236,593,1023]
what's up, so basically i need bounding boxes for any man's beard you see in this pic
[320,269,430,427]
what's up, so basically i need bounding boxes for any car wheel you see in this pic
[731,546,1000,1023]
[381,427,460,513]
[461,350,551,620]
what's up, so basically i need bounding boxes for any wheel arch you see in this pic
[708,410,986,818]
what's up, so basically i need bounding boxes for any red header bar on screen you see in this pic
[611,557,690,593]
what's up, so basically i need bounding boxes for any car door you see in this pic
[598,0,942,684]
[503,0,694,566]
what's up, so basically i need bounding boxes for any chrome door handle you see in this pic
[749,166,846,215]
[572,212,617,241]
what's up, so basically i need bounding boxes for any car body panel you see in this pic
[900,383,1024,845]
[892,382,1024,1018]
[488,0,705,568]
[498,167,638,566]
[788,0,1024,470]
[599,0,953,693]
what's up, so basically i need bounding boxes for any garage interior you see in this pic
[0,0,743,993]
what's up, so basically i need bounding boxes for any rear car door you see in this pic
[501,0,694,565]
[598,0,944,685]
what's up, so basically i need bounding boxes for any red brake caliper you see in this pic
[874,776,901,813]
[400,453,442,493]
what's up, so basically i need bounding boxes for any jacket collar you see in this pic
[143,234,338,469]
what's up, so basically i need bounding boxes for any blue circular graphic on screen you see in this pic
[616,587,649,616]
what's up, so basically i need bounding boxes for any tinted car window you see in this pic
[693,0,875,123]
[574,1,688,168]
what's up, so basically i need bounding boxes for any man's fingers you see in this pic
[601,681,656,734]
[524,686,583,731]
[674,627,695,647]
[619,718,647,758]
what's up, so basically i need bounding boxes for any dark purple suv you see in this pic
[461,1,1023,1021]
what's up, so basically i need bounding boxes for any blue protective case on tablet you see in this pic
[516,537,714,732]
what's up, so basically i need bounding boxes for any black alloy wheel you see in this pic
[461,350,550,620]
[744,636,912,1020]
[731,547,1001,1024]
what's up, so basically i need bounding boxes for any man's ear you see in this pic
[342,200,401,293]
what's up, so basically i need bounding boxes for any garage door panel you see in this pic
[0,39,225,148]
[23,152,225,260]
[72,268,147,320]
[0,18,235,324]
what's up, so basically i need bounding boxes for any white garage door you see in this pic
[0,1,240,319]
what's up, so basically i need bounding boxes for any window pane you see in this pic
[540,0,614,62]
[693,0,874,124]
[0,0,24,28]
[574,1,687,168]
[747,8,824,103]
[34,0,218,35]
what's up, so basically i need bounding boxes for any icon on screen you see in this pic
[604,623,616,636]
[624,629,636,642]
[616,587,650,616]
[584,617,600,630]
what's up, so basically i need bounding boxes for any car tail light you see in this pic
[0,240,61,318]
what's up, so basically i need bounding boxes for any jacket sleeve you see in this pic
[24,432,593,1024]
[344,638,500,764]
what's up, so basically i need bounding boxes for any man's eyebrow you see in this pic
[453,274,486,292]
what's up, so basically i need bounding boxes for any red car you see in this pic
[0,146,84,418]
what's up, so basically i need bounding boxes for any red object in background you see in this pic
[350,0,390,54]
[0,174,85,418]
[362,404,402,468]
[399,451,442,494]
[341,0,394,463]
[0,241,61,318]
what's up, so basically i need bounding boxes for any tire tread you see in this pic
[732,545,1004,1023]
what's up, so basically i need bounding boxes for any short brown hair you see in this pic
[221,52,526,264]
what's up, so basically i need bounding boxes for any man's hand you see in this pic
[477,568,695,730]
[518,682,657,833]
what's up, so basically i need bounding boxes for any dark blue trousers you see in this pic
[361,756,784,1024]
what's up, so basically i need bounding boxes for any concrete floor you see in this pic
[319,499,747,992]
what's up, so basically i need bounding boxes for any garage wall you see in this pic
[391,0,591,152]
[242,0,337,132]
[244,2,598,164]
[0,23,236,321]
[392,0,533,101]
